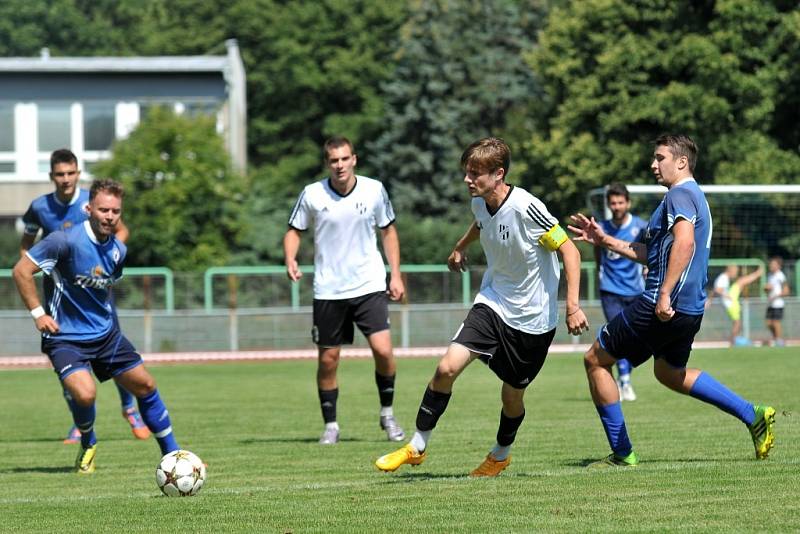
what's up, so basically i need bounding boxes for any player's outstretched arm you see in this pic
[380,224,405,302]
[448,221,480,272]
[736,266,764,289]
[568,213,647,264]
[283,227,303,282]
[12,255,59,334]
[556,238,589,336]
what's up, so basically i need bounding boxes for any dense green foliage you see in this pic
[2,0,799,268]
[92,109,246,271]
[520,0,800,214]
[2,349,799,531]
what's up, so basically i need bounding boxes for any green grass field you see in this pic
[2,347,799,533]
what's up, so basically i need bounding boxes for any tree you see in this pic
[364,0,544,262]
[520,0,800,218]
[92,108,246,271]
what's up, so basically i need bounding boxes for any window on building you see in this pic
[0,104,13,151]
[37,103,71,151]
[83,102,116,151]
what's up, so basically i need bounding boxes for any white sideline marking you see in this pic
[0,340,749,370]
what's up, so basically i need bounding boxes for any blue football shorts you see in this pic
[598,296,703,369]
[42,327,144,382]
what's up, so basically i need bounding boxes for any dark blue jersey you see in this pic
[26,221,126,341]
[641,179,711,315]
[598,214,647,297]
[22,189,90,237]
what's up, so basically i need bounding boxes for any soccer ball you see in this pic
[155,450,206,497]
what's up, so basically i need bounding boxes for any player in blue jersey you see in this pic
[596,183,648,401]
[13,179,180,474]
[20,149,148,445]
[569,134,775,466]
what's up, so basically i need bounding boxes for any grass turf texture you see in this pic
[1,347,798,533]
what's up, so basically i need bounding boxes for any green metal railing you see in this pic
[124,267,175,313]
[0,267,174,313]
[203,262,599,312]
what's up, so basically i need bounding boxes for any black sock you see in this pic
[375,372,396,408]
[318,388,338,424]
[415,386,451,431]
[497,409,525,447]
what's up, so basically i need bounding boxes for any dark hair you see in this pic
[606,182,629,201]
[50,148,78,171]
[460,137,511,177]
[89,179,124,201]
[323,136,355,161]
[654,134,698,172]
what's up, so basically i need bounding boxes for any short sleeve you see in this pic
[374,184,396,229]
[664,188,698,231]
[21,203,42,236]
[524,196,559,242]
[26,231,69,275]
[287,189,311,231]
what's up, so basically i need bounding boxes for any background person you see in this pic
[19,149,146,444]
[764,256,790,347]
[713,264,763,346]
[283,136,406,445]
[596,183,648,401]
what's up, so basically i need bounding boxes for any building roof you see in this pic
[0,55,229,73]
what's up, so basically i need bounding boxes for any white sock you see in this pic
[325,422,339,431]
[409,430,431,452]
[491,443,511,461]
[380,406,394,417]
[619,374,631,385]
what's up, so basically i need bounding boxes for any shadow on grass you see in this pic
[238,437,365,444]
[379,471,544,482]
[568,456,756,467]
[0,466,73,474]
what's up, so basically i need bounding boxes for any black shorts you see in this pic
[598,296,703,369]
[42,327,143,382]
[766,307,784,320]
[312,291,390,347]
[452,304,556,389]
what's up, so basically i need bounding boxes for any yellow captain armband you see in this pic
[539,224,568,251]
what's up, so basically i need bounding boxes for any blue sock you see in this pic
[689,372,754,425]
[116,383,136,411]
[617,359,631,379]
[71,401,97,448]
[138,390,180,455]
[596,402,633,456]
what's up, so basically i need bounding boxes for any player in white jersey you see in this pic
[284,136,406,445]
[375,137,588,476]
[764,256,790,346]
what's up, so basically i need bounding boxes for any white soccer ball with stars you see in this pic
[155,450,206,497]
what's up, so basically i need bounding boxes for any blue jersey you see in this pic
[598,214,647,296]
[22,189,91,237]
[26,221,126,341]
[641,179,711,315]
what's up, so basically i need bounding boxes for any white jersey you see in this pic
[766,270,787,309]
[714,273,733,310]
[472,186,561,334]
[288,175,395,299]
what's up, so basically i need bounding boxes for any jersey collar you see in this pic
[54,187,83,207]
[83,220,111,245]
[327,176,358,198]
[486,185,514,217]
